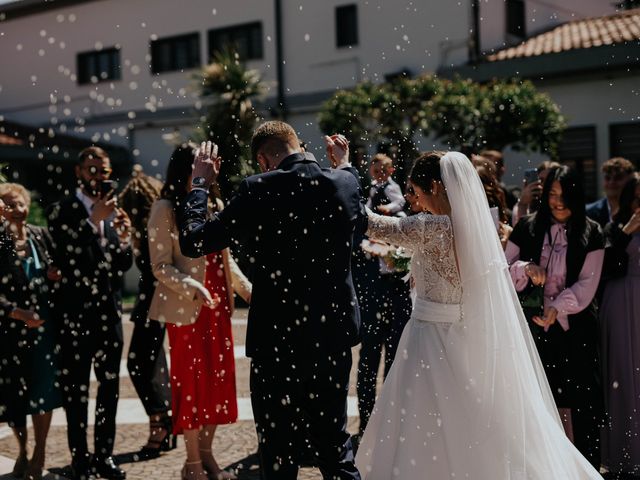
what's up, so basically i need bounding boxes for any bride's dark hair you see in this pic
[409,151,447,194]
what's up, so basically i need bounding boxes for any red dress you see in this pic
[167,252,237,434]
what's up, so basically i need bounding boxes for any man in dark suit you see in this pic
[48,147,132,480]
[586,156,636,228]
[178,123,365,479]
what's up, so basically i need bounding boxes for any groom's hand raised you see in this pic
[324,134,350,168]
[191,140,221,189]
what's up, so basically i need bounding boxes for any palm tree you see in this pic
[194,48,266,199]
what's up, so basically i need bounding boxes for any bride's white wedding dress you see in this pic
[355,152,602,479]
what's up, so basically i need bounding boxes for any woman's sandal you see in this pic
[181,460,207,480]
[199,449,237,480]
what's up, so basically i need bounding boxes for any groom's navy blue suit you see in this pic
[179,152,366,479]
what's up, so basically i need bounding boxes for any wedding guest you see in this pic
[512,160,561,225]
[48,146,132,480]
[505,166,605,468]
[587,157,635,228]
[479,149,518,210]
[600,172,640,476]
[148,145,251,480]
[366,153,406,215]
[0,183,62,480]
[471,155,512,247]
[118,168,175,459]
[357,153,411,437]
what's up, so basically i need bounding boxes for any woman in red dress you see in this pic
[148,145,251,480]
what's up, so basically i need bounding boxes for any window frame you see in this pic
[150,32,201,74]
[76,47,121,85]
[557,125,599,202]
[208,21,263,61]
[335,4,359,48]
[610,121,640,168]
[506,0,526,39]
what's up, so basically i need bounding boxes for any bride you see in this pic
[354,151,602,479]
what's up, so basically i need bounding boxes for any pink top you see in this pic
[505,222,604,331]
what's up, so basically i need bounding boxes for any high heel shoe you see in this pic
[200,450,237,480]
[137,414,177,460]
[13,452,28,478]
[181,460,207,480]
[24,457,44,480]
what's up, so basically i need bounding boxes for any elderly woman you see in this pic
[0,183,62,480]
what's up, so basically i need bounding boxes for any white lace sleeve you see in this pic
[366,210,446,249]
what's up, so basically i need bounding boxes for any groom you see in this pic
[178,122,365,479]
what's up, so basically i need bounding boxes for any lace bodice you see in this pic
[366,212,462,304]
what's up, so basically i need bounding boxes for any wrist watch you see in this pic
[191,176,207,189]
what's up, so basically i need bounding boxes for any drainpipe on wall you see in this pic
[274,0,288,119]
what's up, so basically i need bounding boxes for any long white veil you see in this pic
[440,152,602,478]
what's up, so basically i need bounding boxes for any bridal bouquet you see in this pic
[383,246,411,273]
[361,240,411,273]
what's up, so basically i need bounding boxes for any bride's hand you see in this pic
[524,263,546,286]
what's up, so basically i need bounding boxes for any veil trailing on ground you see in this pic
[440,152,602,478]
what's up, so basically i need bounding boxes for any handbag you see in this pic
[518,229,559,320]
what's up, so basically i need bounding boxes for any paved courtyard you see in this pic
[0,309,369,480]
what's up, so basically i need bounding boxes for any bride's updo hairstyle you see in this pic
[409,151,447,195]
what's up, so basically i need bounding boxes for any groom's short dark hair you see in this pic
[251,121,300,162]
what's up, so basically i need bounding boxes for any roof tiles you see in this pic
[487,8,640,62]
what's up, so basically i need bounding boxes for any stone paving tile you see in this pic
[0,418,360,480]
[1,309,381,479]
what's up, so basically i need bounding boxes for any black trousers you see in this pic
[356,273,411,433]
[59,314,123,464]
[529,318,603,469]
[0,320,30,428]
[250,352,361,480]
[126,319,170,416]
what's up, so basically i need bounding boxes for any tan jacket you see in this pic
[147,198,251,325]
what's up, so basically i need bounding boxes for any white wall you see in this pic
[499,74,640,191]
[0,0,275,118]
[0,0,472,123]
[0,0,633,183]
[282,0,471,95]
[0,0,473,172]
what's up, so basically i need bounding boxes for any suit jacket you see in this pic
[586,197,610,229]
[147,198,251,325]
[0,225,55,320]
[178,152,368,360]
[47,194,132,323]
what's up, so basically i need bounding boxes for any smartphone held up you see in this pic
[100,180,115,199]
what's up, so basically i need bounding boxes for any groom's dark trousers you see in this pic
[179,152,366,479]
